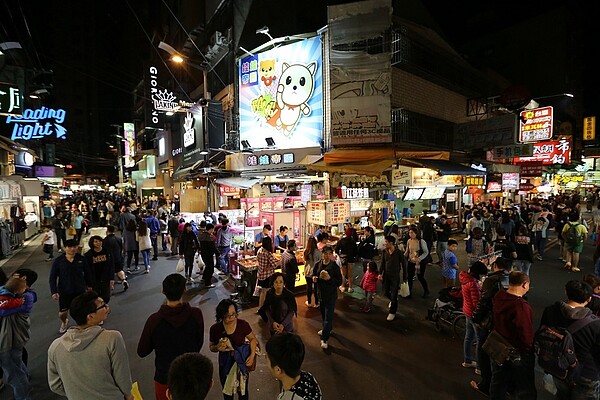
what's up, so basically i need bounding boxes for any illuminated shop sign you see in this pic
[123,122,135,168]
[6,107,66,140]
[246,152,295,167]
[502,173,520,190]
[239,36,322,150]
[0,82,21,116]
[514,139,571,165]
[519,106,553,143]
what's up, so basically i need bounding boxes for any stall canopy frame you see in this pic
[404,158,487,176]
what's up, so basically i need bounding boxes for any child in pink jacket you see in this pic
[360,261,379,312]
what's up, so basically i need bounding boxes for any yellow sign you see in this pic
[584,116,596,141]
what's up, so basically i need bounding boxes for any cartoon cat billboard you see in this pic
[267,62,316,136]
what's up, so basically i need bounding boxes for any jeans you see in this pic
[219,246,230,274]
[150,235,158,258]
[555,375,600,400]
[407,262,429,296]
[201,255,215,285]
[56,229,66,250]
[141,249,150,269]
[0,348,31,400]
[535,232,547,258]
[383,278,399,314]
[490,351,537,400]
[436,241,448,262]
[306,278,318,305]
[464,317,479,363]
[515,260,532,276]
[126,250,139,269]
[75,228,83,244]
[184,252,195,277]
[477,327,492,394]
[319,297,336,342]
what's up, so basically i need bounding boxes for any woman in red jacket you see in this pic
[459,261,488,370]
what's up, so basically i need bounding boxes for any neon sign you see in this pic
[0,83,21,115]
[6,107,66,140]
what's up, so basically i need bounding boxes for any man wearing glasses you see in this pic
[47,291,134,400]
[49,239,93,334]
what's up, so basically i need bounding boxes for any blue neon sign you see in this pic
[6,107,67,140]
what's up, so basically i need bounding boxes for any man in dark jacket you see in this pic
[379,236,407,321]
[312,246,342,350]
[335,230,358,293]
[435,215,452,264]
[103,225,128,291]
[137,274,204,400]
[168,214,181,256]
[145,211,161,260]
[49,239,93,334]
[118,207,136,233]
[490,271,536,400]
[52,210,68,252]
[470,257,510,396]
[281,240,299,291]
[198,224,220,288]
[539,280,600,398]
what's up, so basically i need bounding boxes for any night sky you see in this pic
[1,0,599,172]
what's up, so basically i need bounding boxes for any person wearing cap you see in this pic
[49,239,93,334]
[383,215,396,236]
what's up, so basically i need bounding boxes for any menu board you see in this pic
[421,187,445,200]
[326,201,350,225]
[403,188,424,201]
[306,202,326,225]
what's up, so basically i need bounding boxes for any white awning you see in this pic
[215,177,262,189]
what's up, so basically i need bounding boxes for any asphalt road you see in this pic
[1,224,594,400]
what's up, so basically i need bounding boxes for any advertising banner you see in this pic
[584,116,596,141]
[181,109,205,167]
[502,173,519,190]
[514,139,571,165]
[123,122,135,168]
[328,1,392,146]
[6,107,67,141]
[520,163,543,177]
[145,64,166,129]
[519,106,553,143]
[391,166,412,186]
[239,36,322,150]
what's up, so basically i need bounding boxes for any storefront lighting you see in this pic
[171,55,184,63]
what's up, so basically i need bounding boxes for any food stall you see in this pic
[260,209,307,247]
[306,200,351,238]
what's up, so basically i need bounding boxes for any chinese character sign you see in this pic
[123,122,135,168]
[519,106,553,143]
[239,36,322,150]
[514,139,571,165]
[502,173,519,190]
[584,116,596,141]
[0,83,22,116]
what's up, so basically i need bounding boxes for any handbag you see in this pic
[482,329,520,366]
[418,240,433,265]
[68,227,77,236]
[399,281,410,297]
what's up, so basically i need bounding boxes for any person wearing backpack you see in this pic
[562,213,588,272]
[537,280,600,398]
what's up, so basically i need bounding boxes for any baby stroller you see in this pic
[426,286,466,339]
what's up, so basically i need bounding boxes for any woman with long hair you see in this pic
[303,236,321,308]
[123,219,139,271]
[404,225,430,298]
[209,299,258,400]
[179,222,200,283]
[136,220,152,273]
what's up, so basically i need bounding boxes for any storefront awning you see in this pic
[215,177,262,189]
[303,158,394,177]
[404,159,487,176]
[482,162,521,174]
[323,148,450,164]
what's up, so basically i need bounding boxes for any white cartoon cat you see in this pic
[275,62,316,135]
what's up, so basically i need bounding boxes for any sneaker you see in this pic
[313,303,319,308]
[536,256,543,261]
[152,257,158,261]
[462,361,478,368]
[123,281,129,291]
[339,286,346,292]
[475,368,481,376]
[317,329,333,336]
[387,313,396,321]
[134,266,140,271]
[305,301,312,307]
[564,262,572,270]
[571,266,581,272]
[347,287,353,293]
[59,319,69,334]
[144,268,150,274]
[320,340,328,349]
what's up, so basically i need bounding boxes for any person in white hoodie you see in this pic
[47,290,133,400]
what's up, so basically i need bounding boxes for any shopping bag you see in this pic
[131,382,143,400]
[68,227,76,236]
[194,252,205,274]
[399,281,410,298]
[176,258,184,273]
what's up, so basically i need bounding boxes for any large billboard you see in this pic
[239,36,322,150]
[123,122,135,168]
[180,108,205,167]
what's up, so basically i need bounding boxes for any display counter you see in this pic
[234,252,306,304]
